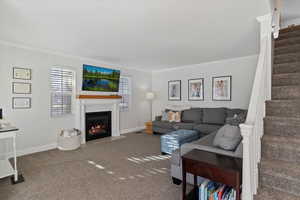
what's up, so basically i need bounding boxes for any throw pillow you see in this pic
[161,111,168,121]
[167,111,181,122]
[213,124,242,151]
[202,108,226,125]
[225,112,247,126]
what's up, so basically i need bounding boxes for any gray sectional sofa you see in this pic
[153,107,245,135]
[152,107,246,185]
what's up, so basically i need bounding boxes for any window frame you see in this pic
[118,76,132,112]
[50,67,76,118]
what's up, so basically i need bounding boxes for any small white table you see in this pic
[0,126,19,183]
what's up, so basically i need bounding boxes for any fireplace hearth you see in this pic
[85,111,111,141]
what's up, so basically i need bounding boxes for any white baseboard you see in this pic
[1,143,57,159]
[121,126,145,134]
[2,127,144,158]
[17,143,58,157]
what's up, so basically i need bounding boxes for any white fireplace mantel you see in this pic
[75,98,121,144]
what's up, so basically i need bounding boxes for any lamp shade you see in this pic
[146,92,155,100]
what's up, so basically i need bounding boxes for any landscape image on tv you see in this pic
[82,64,120,92]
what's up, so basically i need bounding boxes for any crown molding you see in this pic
[151,54,258,73]
[0,40,151,73]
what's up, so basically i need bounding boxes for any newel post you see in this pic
[240,123,254,200]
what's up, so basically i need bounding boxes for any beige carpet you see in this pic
[0,133,182,200]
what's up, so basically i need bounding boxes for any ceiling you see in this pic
[282,0,300,22]
[0,0,270,71]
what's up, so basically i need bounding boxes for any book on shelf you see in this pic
[198,181,237,200]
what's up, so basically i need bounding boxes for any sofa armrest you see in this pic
[155,115,162,121]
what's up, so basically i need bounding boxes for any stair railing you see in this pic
[239,13,274,200]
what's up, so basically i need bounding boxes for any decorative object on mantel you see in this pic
[77,95,122,99]
[57,129,81,151]
[12,82,32,94]
[146,91,155,121]
[212,76,232,101]
[168,80,181,101]
[13,67,32,80]
[188,78,204,101]
[12,97,31,109]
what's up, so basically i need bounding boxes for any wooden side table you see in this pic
[145,122,153,134]
[182,149,242,200]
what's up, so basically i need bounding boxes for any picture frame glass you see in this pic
[213,76,231,101]
[13,82,31,94]
[13,67,31,80]
[188,79,204,101]
[168,81,181,100]
[13,98,31,109]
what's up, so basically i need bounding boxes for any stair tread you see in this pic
[273,72,300,77]
[260,159,300,181]
[263,135,300,149]
[265,115,300,122]
[272,85,300,89]
[275,52,300,57]
[255,187,300,200]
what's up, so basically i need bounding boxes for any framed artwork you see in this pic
[13,67,32,80]
[188,78,204,101]
[168,80,181,101]
[212,76,232,101]
[12,82,32,94]
[12,97,31,109]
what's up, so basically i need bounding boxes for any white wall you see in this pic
[0,43,151,155]
[152,55,258,118]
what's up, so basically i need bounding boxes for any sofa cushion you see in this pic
[202,108,226,125]
[213,124,242,151]
[193,124,222,135]
[152,121,196,130]
[180,131,241,159]
[152,121,175,130]
[181,108,203,123]
[172,122,197,130]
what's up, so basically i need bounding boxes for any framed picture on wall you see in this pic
[13,67,32,80]
[188,78,204,101]
[212,76,232,101]
[12,82,32,94]
[12,97,31,109]
[168,80,181,101]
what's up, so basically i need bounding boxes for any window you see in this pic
[118,76,131,111]
[50,68,74,117]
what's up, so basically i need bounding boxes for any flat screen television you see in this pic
[82,64,121,92]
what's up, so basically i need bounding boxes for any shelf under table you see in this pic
[0,159,14,179]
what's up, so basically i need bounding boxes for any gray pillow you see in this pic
[202,108,226,125]
[181,109,203,123]
[213,124,242,151]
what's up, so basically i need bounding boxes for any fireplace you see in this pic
[85,111,112,141]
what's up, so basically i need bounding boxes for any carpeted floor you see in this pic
[0,133,182,200]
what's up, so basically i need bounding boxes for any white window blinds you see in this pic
[118,76,131,111]
[50,68,74,117]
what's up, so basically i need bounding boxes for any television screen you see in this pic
[82,64,121,92]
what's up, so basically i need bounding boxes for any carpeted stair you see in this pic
[255,26,300,200]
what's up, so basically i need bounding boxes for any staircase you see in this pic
[255,26,300,200]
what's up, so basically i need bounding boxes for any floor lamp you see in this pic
[146,92,155,121]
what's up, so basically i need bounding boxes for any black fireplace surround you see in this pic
[85,111,112,141]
